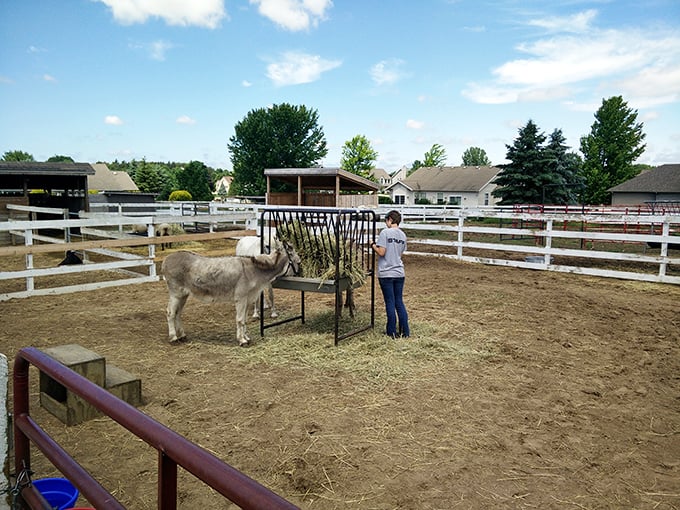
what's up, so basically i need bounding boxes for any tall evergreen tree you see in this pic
[228,103,327,196]
[492,120,550,205]
[543,129,584,205]
[580,96,646,204]
[132,159,164,195]
[177,160,214,201]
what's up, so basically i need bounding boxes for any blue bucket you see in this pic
[33,478,80,510]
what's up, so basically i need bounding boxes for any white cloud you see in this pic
[0,76,12,84]
[98,0,226,28]
[28,45,47,53]
[612,63,680,108]
[176,115,196,125]
[43,74,56,82]
[370,58,406,86]
[105,115,124,125]
[527,9,597,33]
[129,40,175,60]
[250,0,332,31]
[463,11,680,108]
[242,80,252,87]
[266,51,341,86]
[406,119,425,130]
[150,40,174,61]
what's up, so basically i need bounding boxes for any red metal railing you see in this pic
[13,347,299,510]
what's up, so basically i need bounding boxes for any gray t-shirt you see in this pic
[376,227,407,278]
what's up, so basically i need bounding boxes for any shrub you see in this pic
[169,190,192,201]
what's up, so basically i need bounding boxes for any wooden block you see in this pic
[40,344,106,387]
[106,365,142,408]
[39,344,106,426]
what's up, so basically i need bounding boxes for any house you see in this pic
[390,166,408,184]
[609,164,680,207]
[385,165,502,207]
[88,163,138,192]
[213,175,233,200]
[368,168,391,190]
[87,163,156,211]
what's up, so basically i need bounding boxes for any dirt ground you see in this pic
[2,239,679,509]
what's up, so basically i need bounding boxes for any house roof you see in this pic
[369,168,390,181]
[389,166,501,192]
[609,164,680,193]
[264,167,380,192]
[88,163,139,192]
[0,161,95,190]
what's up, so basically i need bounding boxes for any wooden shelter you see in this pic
[264,168,379,207]
[0,161,94,220]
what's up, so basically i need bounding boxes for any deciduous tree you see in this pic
[580,96,646,204]
[340,134,378,179]
[461,147,491,166]
[2,150,34,161]
[422,143,447,167]
[228,103,328,196]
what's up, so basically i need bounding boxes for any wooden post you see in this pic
[297,176,302,206]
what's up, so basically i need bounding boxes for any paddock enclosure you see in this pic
[2,234,679,509]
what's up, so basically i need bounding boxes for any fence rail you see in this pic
[12,347,298,509]
[1,206,679,302]
[400,210,680,284]
[0,214,241,301]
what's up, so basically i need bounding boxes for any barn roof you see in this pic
[0,161,95,190]
[609,164,680,193]
[265,167,380,192]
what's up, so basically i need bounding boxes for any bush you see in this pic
[169,190,192,201]
[415,197,431,205]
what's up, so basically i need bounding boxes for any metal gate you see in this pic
[258,207,377,345]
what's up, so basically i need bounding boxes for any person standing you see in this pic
[370,210,410,338]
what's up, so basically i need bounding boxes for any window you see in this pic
[484,193,490,206]
[394,195,405,204]
[436,192,445,205]
[448,196,461,206]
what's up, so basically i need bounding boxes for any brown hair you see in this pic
[386,210,401,225]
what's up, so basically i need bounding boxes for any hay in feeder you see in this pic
[276,220,366,287]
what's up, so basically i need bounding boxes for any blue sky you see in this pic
[1,0,679,173]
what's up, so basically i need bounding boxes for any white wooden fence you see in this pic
[399,209,680,285]
[1,204,678,302]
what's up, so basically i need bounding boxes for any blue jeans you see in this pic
[378,277,410,338]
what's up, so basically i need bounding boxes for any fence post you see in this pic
[1,353,9,510]
[545,219,553,264]
[24,229,34,293]
[63,208,70,243]
[659,220,670,277]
